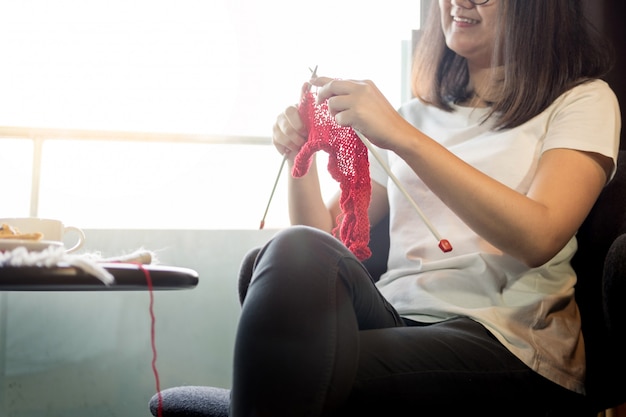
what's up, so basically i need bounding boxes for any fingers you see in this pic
[273,76,382,159]
[272,105,308,159]
[313,78,352,104]
[308,77,398,143]
[310,76,333,88]
[313,78,365,128]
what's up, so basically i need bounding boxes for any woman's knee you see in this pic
[244,226,350,299]
[238,228,334,304]
[260,226,347,270]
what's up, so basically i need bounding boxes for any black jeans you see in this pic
[231,226,586,417]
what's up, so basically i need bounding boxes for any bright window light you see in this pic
[0,140,33,216]
[0,0,420,229]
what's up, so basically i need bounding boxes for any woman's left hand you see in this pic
[311,76,414,152]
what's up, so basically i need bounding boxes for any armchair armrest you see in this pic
[603,233,626,347]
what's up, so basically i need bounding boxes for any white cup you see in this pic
[0,217,85,253]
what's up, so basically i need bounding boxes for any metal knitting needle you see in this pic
[354,130,452,253]
[259,66,318,230]
[259,155,287,230]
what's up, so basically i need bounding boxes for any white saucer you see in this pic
[0,239,64,252]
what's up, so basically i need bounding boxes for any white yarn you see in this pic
[0,246,115,285]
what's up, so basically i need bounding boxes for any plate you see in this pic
[0,239,64,252]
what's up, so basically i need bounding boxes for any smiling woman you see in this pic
[0,0,420,229]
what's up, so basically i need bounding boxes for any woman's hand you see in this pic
[312,76,415,152]
[271,82,311,162]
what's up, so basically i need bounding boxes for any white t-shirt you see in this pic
[371,79,621,394]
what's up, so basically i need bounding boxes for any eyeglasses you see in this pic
[468,0,490,5]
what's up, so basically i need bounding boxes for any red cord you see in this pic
[139,264,163,417]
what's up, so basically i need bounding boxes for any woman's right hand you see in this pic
[272,83,310,162]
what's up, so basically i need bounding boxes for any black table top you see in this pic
[0,262,199,291]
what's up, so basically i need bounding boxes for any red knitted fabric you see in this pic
[292,91,372,260]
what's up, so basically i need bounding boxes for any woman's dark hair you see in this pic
[411,0,614,130]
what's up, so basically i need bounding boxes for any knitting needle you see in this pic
[259,155,287,230]
[259,66,318,230]
[354,130,453,253]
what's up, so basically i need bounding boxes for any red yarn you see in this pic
[293,91,372,260]
[139,264,163,417]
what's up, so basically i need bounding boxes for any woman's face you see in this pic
[438,0,499,69]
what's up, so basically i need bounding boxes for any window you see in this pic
[0,140,33,215]
[0,0,421,229]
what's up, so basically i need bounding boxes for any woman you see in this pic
[232,1,621,416]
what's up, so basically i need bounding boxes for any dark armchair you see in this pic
[150,150,626,417]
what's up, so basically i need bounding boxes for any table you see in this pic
[0,262,198,412]
[0,262,199,415]
[0,263,199,291]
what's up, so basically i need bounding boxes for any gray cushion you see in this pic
[149,385,230,417]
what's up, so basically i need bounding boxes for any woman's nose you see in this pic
[451,0,477,9]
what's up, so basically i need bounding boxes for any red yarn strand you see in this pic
[139,264,163,417]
